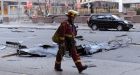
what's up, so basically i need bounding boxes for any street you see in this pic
[0,0,140,74]
[0,23,140,75]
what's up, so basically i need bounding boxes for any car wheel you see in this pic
[117,25,123,31]
[91,24,98,31]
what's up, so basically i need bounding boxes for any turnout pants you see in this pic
[55,40,84,72]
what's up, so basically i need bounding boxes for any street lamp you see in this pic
[17,0,21,23]
[72,0,76,10]
[87,0,91,13]
[1,0,4,20]
[119,0,123,12]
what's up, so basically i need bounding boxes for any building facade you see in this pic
[123,0,140,14]
[78,0,119,14]
[0,0,37,19]
[0,0,140,18]
[79,0,140,14]
[0,0,76,18]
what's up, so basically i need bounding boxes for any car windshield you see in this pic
[112,15,121,20]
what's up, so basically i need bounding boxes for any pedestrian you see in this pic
[53,10,87,73]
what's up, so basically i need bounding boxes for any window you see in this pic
[96,15,105,19]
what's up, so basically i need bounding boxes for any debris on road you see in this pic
[18,44,57,57]
[2,53,17,58]
[2,34,140,58]
[11,30,24,32]
[76,34,133,55]
[0,45,6,50]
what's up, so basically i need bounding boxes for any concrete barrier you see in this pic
[54,16,67,23]
[44,17,53,23]
[3,17,9,23]
[123,11,137,22]
[75,16,89,23]
[132,15,140,23]
[123,15,140,23]
[32,16,54,23]
[6,15,90,23]
[7,15,140,23]
[126,11,136,16]
[32,17,38,23]
[53,16,90,23]
[123,15,133,21]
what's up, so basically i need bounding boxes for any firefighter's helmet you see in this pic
[66,10,79,17]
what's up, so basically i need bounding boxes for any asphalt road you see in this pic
[0,24,140,63]
[0,23,140,75]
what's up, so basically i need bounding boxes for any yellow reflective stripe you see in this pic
[65,34,73,37]
[55,61,61,64]
[71,14,75,17]
[59,37,65,40]
[74,60,81,63]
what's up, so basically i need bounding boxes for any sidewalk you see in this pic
[0,22,90,30]
[0,22,139,31]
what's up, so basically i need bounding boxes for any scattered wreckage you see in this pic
[76,34,133,55]
[1,34,139,58]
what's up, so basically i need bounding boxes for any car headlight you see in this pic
[124,20,129,24]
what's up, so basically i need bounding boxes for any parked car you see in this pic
[87,14,133,31]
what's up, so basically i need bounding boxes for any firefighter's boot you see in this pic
[75,62,88,73]
[54,63,63,71]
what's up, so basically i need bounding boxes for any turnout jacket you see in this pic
[56,20,77,44]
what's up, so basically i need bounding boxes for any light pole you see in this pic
[1,0,4,20]
[17,0,21,23]
[87,0,91,14]
[119,0,123,12]
[72,0,76,10]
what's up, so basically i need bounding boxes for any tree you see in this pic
[37,0,44,16]
[44,0,48,17]
[135,8,140,15]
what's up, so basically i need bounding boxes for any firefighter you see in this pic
[54,10,88,73]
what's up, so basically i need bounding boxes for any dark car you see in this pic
[87,14,133,31]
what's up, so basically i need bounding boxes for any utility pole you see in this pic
[119,0,123,12]
[87,1,91,13]
[1,0,4,20]
[72,0,76,10]
[18,0,21,22]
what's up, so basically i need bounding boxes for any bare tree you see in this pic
[37,0,44,16]
[44,0,48,17]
